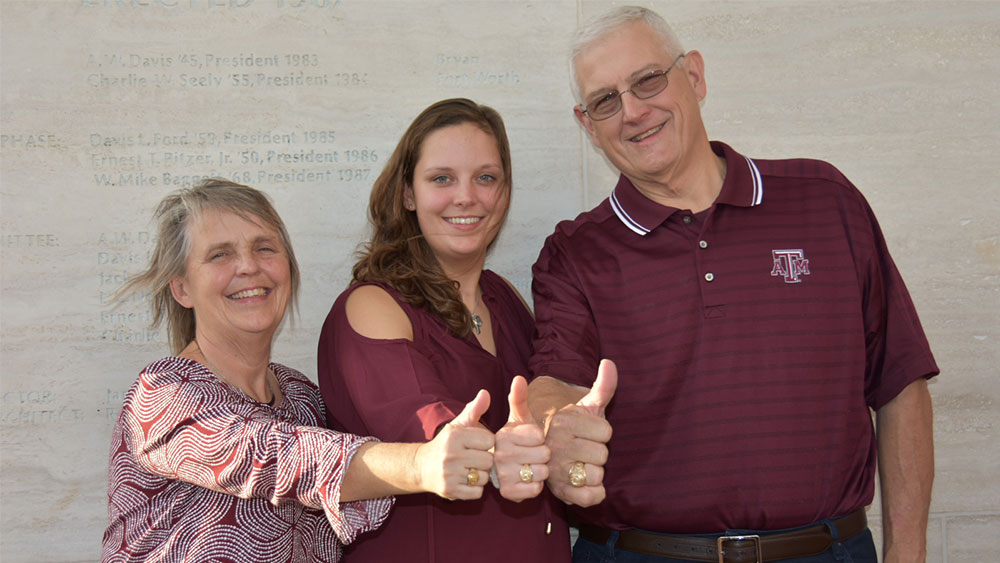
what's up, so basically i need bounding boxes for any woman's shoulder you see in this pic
[269,362,326,417]
[124,356,220,410]
[269,362,322,399]
[137,356,210,384]
[269,362,311,386]
[339,282,414,341]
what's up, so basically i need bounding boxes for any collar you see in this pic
[610,141,764,236]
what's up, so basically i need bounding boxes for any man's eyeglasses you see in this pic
[580,54,686,121]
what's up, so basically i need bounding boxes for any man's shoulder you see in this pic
[748,155,874,213]
[548,198,616,241]
[753,156,855,191]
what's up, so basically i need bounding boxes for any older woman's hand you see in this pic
[414,390,495,500]
[493,376,550,501]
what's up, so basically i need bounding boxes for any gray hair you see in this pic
[570,5,686,103]
[116,178,300,354]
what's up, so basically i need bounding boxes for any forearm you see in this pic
[340,392,496,503]
[527,375,588,430]
[877,378,934,562]
[339,441,422,502]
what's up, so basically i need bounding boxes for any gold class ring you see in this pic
[519,463,534,483]
[569,461,587,487]
[466,467,480,487]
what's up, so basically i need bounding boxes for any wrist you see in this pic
[409,442,428,494]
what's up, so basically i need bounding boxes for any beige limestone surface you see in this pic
[1,1,997,561]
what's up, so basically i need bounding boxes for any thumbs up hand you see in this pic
[576,359,617,416]
[494,376,550,501]
[544,359,617,507]
[415,390,495,500]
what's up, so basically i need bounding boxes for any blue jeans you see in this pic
[573,522,877,563]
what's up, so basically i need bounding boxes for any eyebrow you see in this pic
[628,65,662,82]
[422,163,502,174]
[422,166,454,174]
[202,234,279,252]
[586,64,663,99]
[199,242,233,260]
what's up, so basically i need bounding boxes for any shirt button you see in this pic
[699,240,708,249]
[546,522,552,535]
[704,272,715,282]
[683,215,693,224]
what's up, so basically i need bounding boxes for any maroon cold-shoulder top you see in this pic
[318,269,570,563]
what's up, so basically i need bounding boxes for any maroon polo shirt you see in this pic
[530,141,938,533]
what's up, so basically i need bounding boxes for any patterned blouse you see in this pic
[102,357,393,563]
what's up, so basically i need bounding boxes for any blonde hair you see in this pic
[117,179,300,353]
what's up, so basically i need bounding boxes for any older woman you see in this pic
[317,98,570,562]
[102,179,495,563]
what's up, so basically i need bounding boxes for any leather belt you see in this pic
[577,509,867,563]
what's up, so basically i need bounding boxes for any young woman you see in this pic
[317,99,570,562]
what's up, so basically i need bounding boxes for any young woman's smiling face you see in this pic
[406,122,508,272]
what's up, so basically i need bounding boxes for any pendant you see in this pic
[471,313,483,335]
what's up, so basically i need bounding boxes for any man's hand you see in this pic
[494,376,550,501]
[544,359,617,506]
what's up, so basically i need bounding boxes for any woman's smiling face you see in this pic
[169,208,291,342]
[406,122,509,271]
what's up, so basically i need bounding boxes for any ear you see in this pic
[403,185,416,211]
[681,50,708,102]
[169,277,194,309]
[573,105,603,150]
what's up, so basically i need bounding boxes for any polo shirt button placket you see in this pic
[698,241,714,282]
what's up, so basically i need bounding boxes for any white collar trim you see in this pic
[610,190,651,236]
[611,156,764,236]
[746,156,764,206]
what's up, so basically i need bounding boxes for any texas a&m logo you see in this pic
[770,249,810,283]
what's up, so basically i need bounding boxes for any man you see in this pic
[527,6,937,563]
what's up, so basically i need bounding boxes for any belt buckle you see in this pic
[717,534,762,563]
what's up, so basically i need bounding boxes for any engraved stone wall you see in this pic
[1,1,997,561]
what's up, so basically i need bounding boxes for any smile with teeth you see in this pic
[630,124,664,142]
[445,217,482,225]
[228,287,269,300]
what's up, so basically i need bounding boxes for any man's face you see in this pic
[574,21,707,185]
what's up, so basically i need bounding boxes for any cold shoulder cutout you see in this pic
[344,283,414,341]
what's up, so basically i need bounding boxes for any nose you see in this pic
[619,90,650,123]
[235,251,261,275]
[453,178,476,206]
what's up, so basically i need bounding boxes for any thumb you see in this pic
[451,389,491,427]
[506,375,534,424]
[576,359,617,416]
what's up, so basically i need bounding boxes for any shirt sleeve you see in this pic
[120,369,393,545]
[852,191,940,410]
[317,289,466,442]
[529,231,602,387]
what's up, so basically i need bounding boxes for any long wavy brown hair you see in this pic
[352,98,512,337]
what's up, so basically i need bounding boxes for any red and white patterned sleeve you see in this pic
[121,361,393,544]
